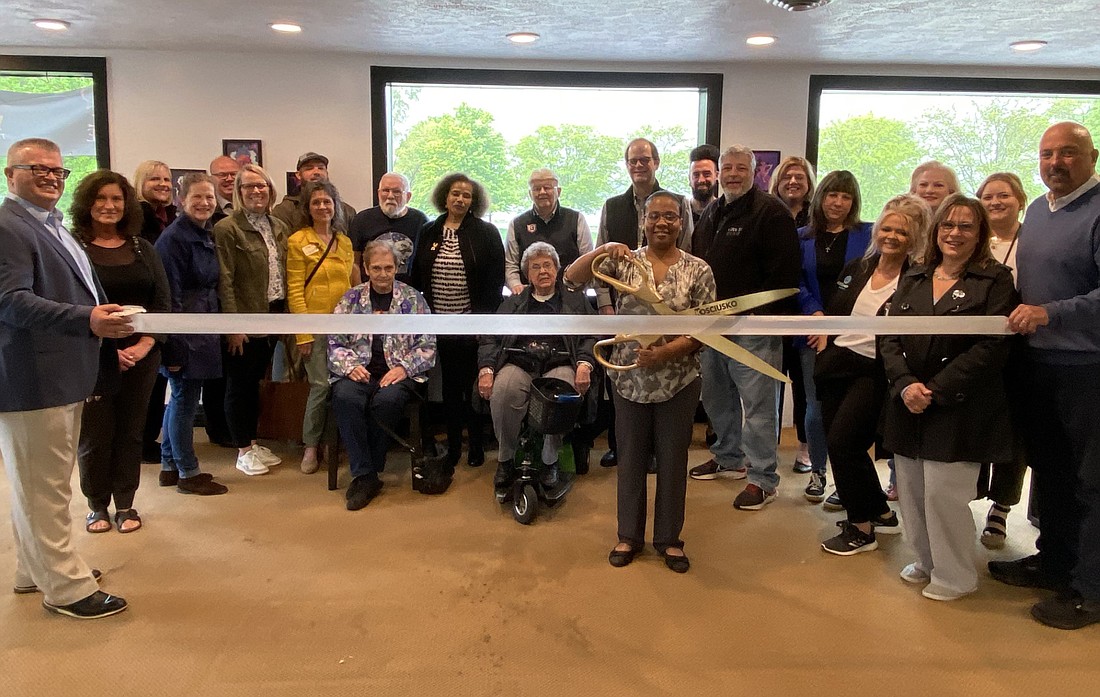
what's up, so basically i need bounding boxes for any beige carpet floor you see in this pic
[1,427,1096,696]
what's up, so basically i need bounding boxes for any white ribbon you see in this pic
[133,313,1012,336]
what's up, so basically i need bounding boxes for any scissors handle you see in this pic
[590,253,664,304]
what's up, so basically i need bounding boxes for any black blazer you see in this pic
[0,198,103,411]
[410,212,505,314]
[879,260,1019,463]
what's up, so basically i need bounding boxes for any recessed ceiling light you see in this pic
[33,19,71,31]
[506,32,540,45]
[270,23,302,34]
[1010,40,1048,52]
[746,35,777,47]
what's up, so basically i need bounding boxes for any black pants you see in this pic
[202,376,232,444]
[437,336,482,455]
[780,338,807,444]
[817,352,890,525]
[614,378,701,552]
[78,349,161,511]
[223,336,277,448]
[141,373,167,453]
[1024,359,1100,600]
[332,378,416,479]
[976,347,1029,507]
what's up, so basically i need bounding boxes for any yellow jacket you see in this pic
[286,227,355,345]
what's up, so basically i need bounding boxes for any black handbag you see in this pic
[370,395,453,496]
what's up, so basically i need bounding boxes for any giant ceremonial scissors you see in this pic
[590,253,797,383]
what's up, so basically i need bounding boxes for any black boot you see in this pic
[493,460,515,489]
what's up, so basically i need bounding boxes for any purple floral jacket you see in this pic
[327,280,437,382]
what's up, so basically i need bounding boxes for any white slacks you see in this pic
[895,455,981,594]
[0,403,100,605]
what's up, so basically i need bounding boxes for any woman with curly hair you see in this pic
[71,170,170,533]
[409,173,505,469]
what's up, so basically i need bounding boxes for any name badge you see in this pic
[302,243,320,256]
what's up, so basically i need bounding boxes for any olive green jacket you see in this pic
[213,209,289,317]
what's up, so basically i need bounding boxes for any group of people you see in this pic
[0,121,1096,630]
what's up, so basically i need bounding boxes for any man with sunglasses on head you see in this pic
[1,138,134,619]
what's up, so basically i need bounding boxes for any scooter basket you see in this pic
[527,377,583,436]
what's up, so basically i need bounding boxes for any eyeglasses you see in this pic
[11,164,72,180]
[212,172,238,180]
[627,157,654,167]
[938,221,975,233]
[530,185,558,193]
[645,212,680,223]
[241,183,269,192]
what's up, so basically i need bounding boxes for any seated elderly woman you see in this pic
[329,240,437,511]
[477,241,596,491]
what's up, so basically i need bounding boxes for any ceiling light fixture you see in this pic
[33,19,71,31]
[506,32,540,45]
[1010,40,1048,52]
[768,0,831,11]
[746,35,777,47]
[270,23,302,33]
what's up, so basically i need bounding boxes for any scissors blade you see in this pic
[683,288,799,317]
[696,334,790,384]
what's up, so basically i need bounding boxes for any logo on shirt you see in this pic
[725,226,743,237]
[837,275,852,290]
[527,223,537,233]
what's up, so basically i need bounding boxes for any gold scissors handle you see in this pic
[590,253,664,304]
[593,334,663,372]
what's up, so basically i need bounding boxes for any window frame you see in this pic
[805,74,1100,168]
[0,54,111,166]
[369,65,723,202]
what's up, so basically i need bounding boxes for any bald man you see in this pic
[993,122,1100,630]
[209,155,240,223]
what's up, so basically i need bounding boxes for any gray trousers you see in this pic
[490,364,575,464]
[0,403,100,606]
[301,336,331,447]
[895,455,981,594]
[613,378,701,552]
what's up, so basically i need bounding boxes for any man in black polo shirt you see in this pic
[349,172,428,282]
[505,168,593,295]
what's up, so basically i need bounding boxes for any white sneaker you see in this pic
[236,451,270,476]
[921,582,977,601]
[899,562,931,585]
[251,444,281,467]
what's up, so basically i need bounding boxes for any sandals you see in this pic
[85,510,111,534]
[114,508,143,534]
[981,503,1010,550]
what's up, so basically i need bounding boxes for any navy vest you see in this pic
[513,206,582,283]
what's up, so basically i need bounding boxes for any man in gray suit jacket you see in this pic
[0,138,135,619]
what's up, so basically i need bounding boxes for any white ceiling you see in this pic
[3,0,1096,70]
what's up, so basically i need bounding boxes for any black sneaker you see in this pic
[821,520,878,556]
[540,461,560,489]
[988,554,1060,590]
[871,510,902,535]
[42,590,127,619]
[690,459,747,481]
[1031,593,1100,630]
[804,472,826,503]
[822,492,845,512]
[346,475,383,511]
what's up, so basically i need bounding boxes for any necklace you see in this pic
[932,267,960,281]
[822,229,845,255]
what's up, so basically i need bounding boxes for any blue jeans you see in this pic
[161,376,203,478]
[799,347,828,476]
[700,336,783,492]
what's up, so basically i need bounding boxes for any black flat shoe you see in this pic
[467,447,485,468]
[662,549,690,573]
[43,590,127,619]
[600,450,617,468]
[608,546,638,568]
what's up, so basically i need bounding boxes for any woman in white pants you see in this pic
[879,194,1018,601]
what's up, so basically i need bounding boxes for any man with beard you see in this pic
[272,152,356,233]
[349,172,428,282]
[688,144,719,226]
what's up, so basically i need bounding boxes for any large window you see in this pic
[808,76,1100,216]
[371,67,722,233]
[0,56,109,214]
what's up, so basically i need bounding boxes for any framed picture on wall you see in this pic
[752,150,781,192]
[286,171,302,197]
[222,139,263,167]
[169,168,205,206]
